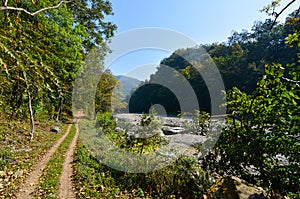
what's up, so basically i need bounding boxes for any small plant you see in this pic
[192,110,210,135]
[96,111,116,133]
[0,150,15,170]
[140,113,152,126]
[125,112,164,154]
[96,111,165,154]
[137,187,145,197]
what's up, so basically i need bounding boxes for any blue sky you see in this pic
[104,0,298,81]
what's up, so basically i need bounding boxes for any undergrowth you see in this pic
[73,140,211,199]
[0,118,68,198]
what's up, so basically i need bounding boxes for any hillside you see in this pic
[115,75,141,98]
[128,18,300,114]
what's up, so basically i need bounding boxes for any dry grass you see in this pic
[0,117,68,198]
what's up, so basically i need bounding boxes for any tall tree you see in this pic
[0,0,116,139]
[95,70,126,113]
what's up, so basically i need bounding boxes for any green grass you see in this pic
[74,140,153,198]
[33,124,76,199]
[73,141,123,199]
[0,119,68,198]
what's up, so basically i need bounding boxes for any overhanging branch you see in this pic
[282,77,300,88]
[270,0,299,28]
[4,0,8,7]
[0,0,70,16]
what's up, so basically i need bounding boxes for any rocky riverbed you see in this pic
[113,113,225,157]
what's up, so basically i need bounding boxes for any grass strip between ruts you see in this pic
[33,124,76,199]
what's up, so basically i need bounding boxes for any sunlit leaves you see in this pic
[215,62,300,194]
[0,1,80,125]
[285,32,300,47]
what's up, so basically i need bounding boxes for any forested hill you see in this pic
[129,16,300,114]
[115,75,141,98]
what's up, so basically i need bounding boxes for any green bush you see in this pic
[74,141,211,198]
[76,111,212,198]
[202,63,300,196]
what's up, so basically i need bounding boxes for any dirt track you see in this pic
[58,122,79,199]
[15,123,74,199]
[15,112,83,199]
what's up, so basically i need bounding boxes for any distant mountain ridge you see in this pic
[115,75,141,98]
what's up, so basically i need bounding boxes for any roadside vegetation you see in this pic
[0,0,116,197]
[74,139,211,198]
[0,119,68,198]
[74,5,300,198]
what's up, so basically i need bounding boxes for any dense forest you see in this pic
[0,0,118,139]
[129,14,300,115]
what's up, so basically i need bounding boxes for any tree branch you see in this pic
[270,0,298,28]
[282,77,300,87]
[0,0,70,16]
[295,5,300,16]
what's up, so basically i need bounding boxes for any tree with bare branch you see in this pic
[0,0,69,16]
[0,0,116,140]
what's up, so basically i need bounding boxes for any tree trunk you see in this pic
[27,89,35,141]
[23,71,35,141]
[56,95,63,122]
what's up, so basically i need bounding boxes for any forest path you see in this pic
[15,123,74,199]
[58,121,79,199]
[15,111,84,199]
[58,111,84,199]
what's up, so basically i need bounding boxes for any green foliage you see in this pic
[73,48,105,118]
[81,111,212,197]
[73,142,121,198]
[261,0,281,16]
[96,112,164,154]
[68,0,117,50]
[74,140,211,198]
[192,110,210,135]
[285,14,300,48]
[129,82,182,115]
[128,15,300,114]
[147,156,211,198]
[204,62,300,195]
[95,70,127,113]
[140,113,153,127]
[198,8,300,198]
[124,114,164,154]
[96,111,116,134]
[0,0,116,139]
[0,149,15,171]
[0,5,83,120]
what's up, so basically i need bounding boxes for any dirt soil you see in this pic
[15,113,83,199]
[58,122,79,199]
